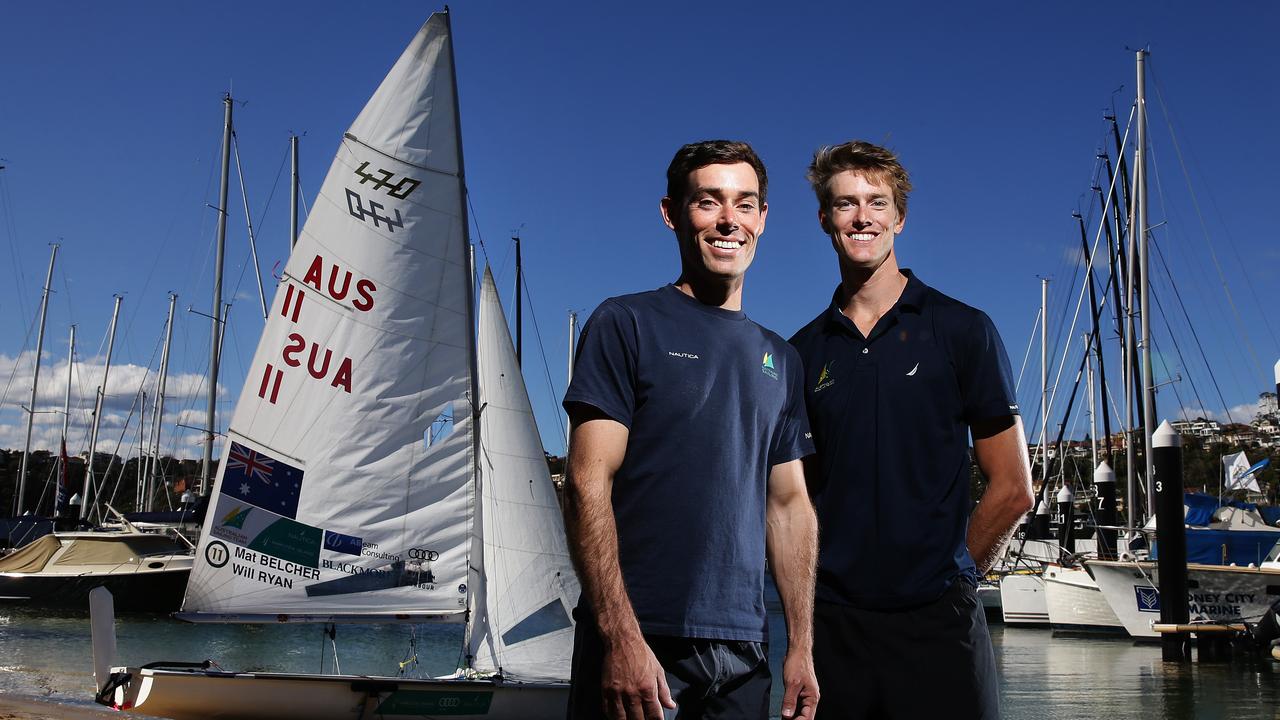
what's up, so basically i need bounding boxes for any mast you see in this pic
[514,232,522,366]
[566,310,577,450]
[83,295,123,520]
[203,93,233,497]
[136,390,146,510]
[15,243,58,516]
[290,134,300,249]
[145,293,177,511]
[57,325,75,516]
[445,7,483,662]
[1086,333,1098,470]
[1136,49,1156,518]
[233,136,269,319]
[1076,209,1112,465]
[1040,277,1049,491]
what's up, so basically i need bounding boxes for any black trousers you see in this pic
[567,613,771,720]
[813,580,999,720]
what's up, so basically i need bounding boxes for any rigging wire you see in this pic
[519,270,569,450]
[1146,131,1252,413]
[0,165,32,322]
[1147,63,1268,384]
[1014,308,1041,395]
[1150,232,1236,424]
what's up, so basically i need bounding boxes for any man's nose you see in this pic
[717,205,740,229]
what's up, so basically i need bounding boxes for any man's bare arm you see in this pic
[563,407,674,719]
[766,458,820,720]
[968,415,1035,575]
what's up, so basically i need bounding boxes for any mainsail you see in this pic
[468,268,578,681]
[181,13,475,621]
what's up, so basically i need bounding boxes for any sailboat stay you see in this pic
[94,10,580,718]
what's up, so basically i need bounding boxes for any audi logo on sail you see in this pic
[408,548,439,561]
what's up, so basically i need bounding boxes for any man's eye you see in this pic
[696,199,716,209]
[737,203,756,212]
[835,201,853,210]
[873,200,888,208]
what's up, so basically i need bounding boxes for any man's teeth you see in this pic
[849,233,877,241]
[712,240,740,249]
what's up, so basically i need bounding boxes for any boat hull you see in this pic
[1043,565,1124,634]
[1000,573,1049,625]
[1087,559,1280,639]
[0,567,190,612]
[109,666,568,720]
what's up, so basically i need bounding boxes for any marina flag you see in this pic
[1232,458,1271,492]
[1224,451,1265,492]
[221,441,306,519]
[55,439,69,516]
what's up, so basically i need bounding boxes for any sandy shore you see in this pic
[0,694,151,719]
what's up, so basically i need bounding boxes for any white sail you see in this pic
[182,13,475,621]
[468,268,578,681]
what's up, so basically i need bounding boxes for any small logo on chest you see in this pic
[906,362,919,377]
[761,352,778,379]
[814,362,835,392]
[667,351,700,360]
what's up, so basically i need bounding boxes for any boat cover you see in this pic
[52,535,187,566]
[0,534,61,573]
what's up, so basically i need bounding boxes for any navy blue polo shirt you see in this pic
[565,285,813,642]
[789,270,1018,609]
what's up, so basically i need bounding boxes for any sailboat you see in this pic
[94,11,580,718]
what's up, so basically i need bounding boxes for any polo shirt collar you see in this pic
[824,269,928,335]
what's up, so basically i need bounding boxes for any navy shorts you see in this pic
[567,612,771,720]
[813,579,999,719]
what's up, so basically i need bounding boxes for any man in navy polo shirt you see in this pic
[789,140,1034,719]
[562,140,820,720]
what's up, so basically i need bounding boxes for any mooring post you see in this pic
[1154,420,1189,661]
[1056,484,1076,554]
[1094,461,1118,560]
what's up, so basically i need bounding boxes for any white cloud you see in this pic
[1175,403,1260,425]
[0,349,228,458]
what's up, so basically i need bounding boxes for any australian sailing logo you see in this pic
[761,352,778,380]
[221,506,252,530]
[814,362,835,392]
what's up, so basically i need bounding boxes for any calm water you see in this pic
[2,605,1279,719]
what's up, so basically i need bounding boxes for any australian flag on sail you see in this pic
[221,442,306,519]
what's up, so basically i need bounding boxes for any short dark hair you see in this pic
[807,140,911,219]
[666,140,768,205]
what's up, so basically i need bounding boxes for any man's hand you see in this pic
[780,648,819,719]
[601,635,675,720]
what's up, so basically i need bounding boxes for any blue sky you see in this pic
[1,0,1277,461]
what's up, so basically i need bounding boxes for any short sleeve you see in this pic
[958,310,1020,422]
[769,345,815,467]
[563,299,639,428]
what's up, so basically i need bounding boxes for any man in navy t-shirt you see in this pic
[789,140,1034,719]
[563,140,820,720]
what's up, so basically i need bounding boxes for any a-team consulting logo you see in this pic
[814,362,835,392]
[761,352,778,380]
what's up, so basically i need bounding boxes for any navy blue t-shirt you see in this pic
[564,285,813,642]
[789,271,1018,609]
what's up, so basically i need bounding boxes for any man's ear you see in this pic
[660,196,677,231]
[817,208,831,234]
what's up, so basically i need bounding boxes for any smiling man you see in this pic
[563,140,819,720]
[788,141,1033,719]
